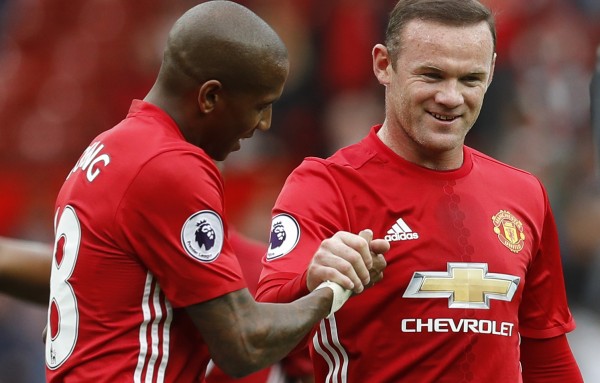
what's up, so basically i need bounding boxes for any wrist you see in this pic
[314,280,352,318]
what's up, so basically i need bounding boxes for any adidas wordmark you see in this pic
[385,218,419,241]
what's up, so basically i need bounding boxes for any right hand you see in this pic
[306,229,389,294]
[359,229,389,289]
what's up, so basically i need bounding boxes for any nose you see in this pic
[257,107,273,132]
[434,80,464,108]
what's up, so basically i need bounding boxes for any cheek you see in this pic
[465,86,487,106]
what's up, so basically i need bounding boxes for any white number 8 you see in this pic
[45,205,81,369]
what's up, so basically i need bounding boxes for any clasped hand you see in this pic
[307,229,390,294]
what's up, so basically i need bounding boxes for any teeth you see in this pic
[431,113,455,121]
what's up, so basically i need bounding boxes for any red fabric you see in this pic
[206,232,313,383]
[520,335,583,383]
[257,125,577,382]
[46,100,246,382]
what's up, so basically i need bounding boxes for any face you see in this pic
[373,20,496,169]
[200,60,289,161]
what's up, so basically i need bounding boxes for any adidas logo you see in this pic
[385,218,419,241]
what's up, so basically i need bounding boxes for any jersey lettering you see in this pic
[68,141,111,182]
[46,206,81,369]
[401,318,515,337]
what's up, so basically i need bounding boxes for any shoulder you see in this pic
[468,147,545,190]
[292,139,378,176]
[145,149,222,190]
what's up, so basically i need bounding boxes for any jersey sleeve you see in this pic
[518,184,576,338]
[115,149,245,308]
[256,159,348,302]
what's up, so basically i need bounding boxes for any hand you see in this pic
[306,229,388,294]
[359,230,389,289]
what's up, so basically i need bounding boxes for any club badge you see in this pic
[492,210,525,253]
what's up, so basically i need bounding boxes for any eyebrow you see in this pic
[417,64,488,77]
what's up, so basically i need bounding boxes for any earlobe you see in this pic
[373,44,391,86]
[198,80,222,113]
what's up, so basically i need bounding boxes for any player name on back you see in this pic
[67,141,111,182]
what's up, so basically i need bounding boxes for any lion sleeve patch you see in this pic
[266,213,300,260]
[181,210,224,262]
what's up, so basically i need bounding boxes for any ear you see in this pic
[198,80,223,113]
[373,44,393,86]
[486,52,497,90]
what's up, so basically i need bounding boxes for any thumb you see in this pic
[358,229,373,243]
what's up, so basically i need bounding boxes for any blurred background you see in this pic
[0,0,598,381]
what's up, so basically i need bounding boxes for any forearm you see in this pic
[0,238,52,305]
[187,287,331,378]
[520,335,583,383]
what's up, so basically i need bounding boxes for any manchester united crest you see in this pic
[492,210,525,253]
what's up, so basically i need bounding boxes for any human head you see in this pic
[385,0,496,70]
[372,0,496,169]
[146,0,289,161]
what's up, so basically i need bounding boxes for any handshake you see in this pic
[309,229,390,317]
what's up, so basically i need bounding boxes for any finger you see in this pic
[329,232,372,287]
[307,260,358,292]
[358,229,375,270]
[311,249,365,293]
[370,253,387,282]
[370,238,391,256]
[363,252,386,289]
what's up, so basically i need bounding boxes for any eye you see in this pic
[423,72,443,80]
[258,102,273,112]
[461,75,485,86]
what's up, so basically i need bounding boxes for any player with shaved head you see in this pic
[43,1,388,382]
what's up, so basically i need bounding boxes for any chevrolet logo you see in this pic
[403,263,520,309]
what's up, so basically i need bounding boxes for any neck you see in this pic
[377,123,464,171]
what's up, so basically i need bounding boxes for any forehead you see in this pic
[399,19,494,67]
[242,57,288,98]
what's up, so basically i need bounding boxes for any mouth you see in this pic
[429,112,460,122]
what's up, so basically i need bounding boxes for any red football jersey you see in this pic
[257,126,576,382]
[205,231,314,383]
[45,100,246,382]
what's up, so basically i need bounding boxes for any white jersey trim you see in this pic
[312,315,349,383]
[134,272,173,383]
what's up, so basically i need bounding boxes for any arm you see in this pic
[257,230,389,304]
[0,237,52,305]
[187,287,331,378]
[520,335,583,383]
[188,230,388,378]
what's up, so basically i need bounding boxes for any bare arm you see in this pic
[0,237,52,305]
[188,229,388,378]
[187,287,332,378]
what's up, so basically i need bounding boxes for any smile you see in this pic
[430,112,458,121]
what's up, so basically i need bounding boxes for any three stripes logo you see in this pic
[385,218,419,241]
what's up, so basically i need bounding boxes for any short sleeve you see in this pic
[256,159,348,301]
[116,149,245,308]
[518,191,576,338]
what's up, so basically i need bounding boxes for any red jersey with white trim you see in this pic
[45,100,246,382]
[256,126,576,383]
[205,231,314,383]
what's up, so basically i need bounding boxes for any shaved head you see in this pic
[159,0,288,93]
[143,1,289,160]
